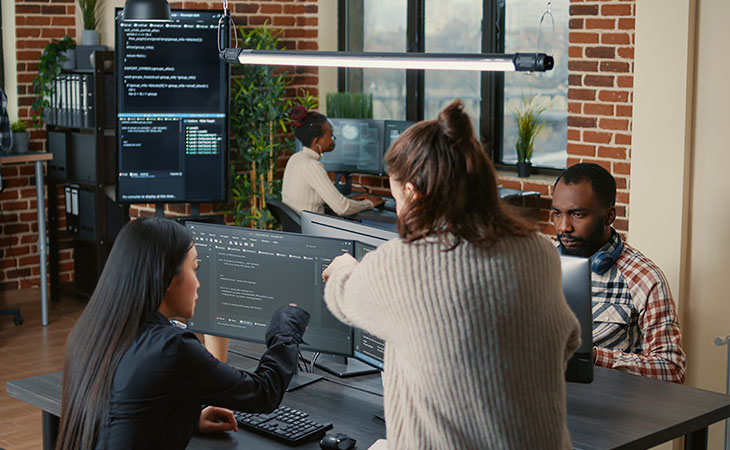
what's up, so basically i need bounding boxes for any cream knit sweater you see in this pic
[324,233,580,450]
[281,147,373,216]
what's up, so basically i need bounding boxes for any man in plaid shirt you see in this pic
[551,163,686,383]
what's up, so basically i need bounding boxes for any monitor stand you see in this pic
[301,352,379,378]
[154,203,224,224]
[286,361,323,392]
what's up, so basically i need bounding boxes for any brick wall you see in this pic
[2,0,635,291]
[354,0,636,239]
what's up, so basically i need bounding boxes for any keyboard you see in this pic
[233,405,333,446]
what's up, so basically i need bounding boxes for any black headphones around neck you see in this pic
[557,232,623,275]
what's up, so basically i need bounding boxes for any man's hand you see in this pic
[322,253,358,282]
[198,406,238,433]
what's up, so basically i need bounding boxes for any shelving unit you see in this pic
[46,50,128,299]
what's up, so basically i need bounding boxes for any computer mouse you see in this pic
[319,432,357,450]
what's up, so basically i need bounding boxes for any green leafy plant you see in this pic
[326,92,373,118]
[78,0,101,30]
[10,120,27,133]
[512,93,546,164]
[229,24,317,229]
[31,36,76,126]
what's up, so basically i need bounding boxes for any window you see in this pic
[339,0,569,171]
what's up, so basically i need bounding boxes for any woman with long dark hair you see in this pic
[323,100,580,449]
[281,105,383,215]
[57,218,309,450]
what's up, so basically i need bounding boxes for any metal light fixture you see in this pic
[122,0,171,21]
[220,49,554,73]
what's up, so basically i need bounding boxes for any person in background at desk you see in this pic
[56,218,310,450]
[322,100,580,449]
[282,105,384,215]
[551,163,686,383]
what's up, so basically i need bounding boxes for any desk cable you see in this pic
[228,347,384,398]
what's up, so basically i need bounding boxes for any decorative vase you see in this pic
[11,131,29,154]
[81,29,99,46]
[60,49,76,70]
[516,161,532,178]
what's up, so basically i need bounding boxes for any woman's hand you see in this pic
[322,253,358,282]
[198,406,238,433]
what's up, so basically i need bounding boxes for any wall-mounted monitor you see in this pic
[115,10,229,203]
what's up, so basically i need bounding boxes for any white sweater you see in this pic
[324,233,580,450]
[281,147,373,216]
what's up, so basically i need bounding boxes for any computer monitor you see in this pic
[320,118,385,175]
[115,10,229,203]
[382,120,415,175]
[352,242,386,371]
[301,211,397,374]
[186,222,354,357]
[301,210,398,247]
[560,255,594,383]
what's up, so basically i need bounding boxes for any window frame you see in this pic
[336,0,564,176]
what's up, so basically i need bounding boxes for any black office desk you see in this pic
[8,341,730,450]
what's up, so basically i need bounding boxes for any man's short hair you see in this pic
[554,163,616,208]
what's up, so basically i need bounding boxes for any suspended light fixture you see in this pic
[220,49,553,73]
[122,0,171,21]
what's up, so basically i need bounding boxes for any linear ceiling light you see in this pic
[122,0,171,21]
[220,49,554,72]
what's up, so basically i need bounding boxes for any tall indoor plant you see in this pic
[229,25,316,229]
[512,93,546,178]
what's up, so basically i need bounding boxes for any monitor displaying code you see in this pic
[115,10,228,203]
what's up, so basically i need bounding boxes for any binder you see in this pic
[65,186,78,234]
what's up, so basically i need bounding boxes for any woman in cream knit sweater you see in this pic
[323,100,580,449]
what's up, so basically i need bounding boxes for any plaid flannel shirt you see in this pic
[590,229,686,383]
[0,89,10,151]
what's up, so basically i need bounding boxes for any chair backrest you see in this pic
[266,198,301,233]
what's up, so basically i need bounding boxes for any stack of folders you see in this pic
[44,74,95,129]
[64,186,79,235]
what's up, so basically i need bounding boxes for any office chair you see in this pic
[0,307,23,325]
[266,198,301,233]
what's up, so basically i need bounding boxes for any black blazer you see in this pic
[95,306,309,449]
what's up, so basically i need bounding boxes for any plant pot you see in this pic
[60,49,76,70]
[11,131,29,154]
[81,29,99,46]
[516,161,532,178]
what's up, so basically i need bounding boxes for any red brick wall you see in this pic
[353,1,636,239]
[3,0,635,290]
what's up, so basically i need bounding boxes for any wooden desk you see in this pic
[7,341,730,450]
[0,152,53,326]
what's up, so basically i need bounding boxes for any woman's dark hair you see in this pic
[57,218,193,450]
[290,105,329,147]
[384,99,533,248]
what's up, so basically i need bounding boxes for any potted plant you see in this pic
[78,0,102,45]
[512,93,546,178]
[10,120,29,154]
[32,36,76,125]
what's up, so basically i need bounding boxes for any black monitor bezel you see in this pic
[185,221,354,356]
